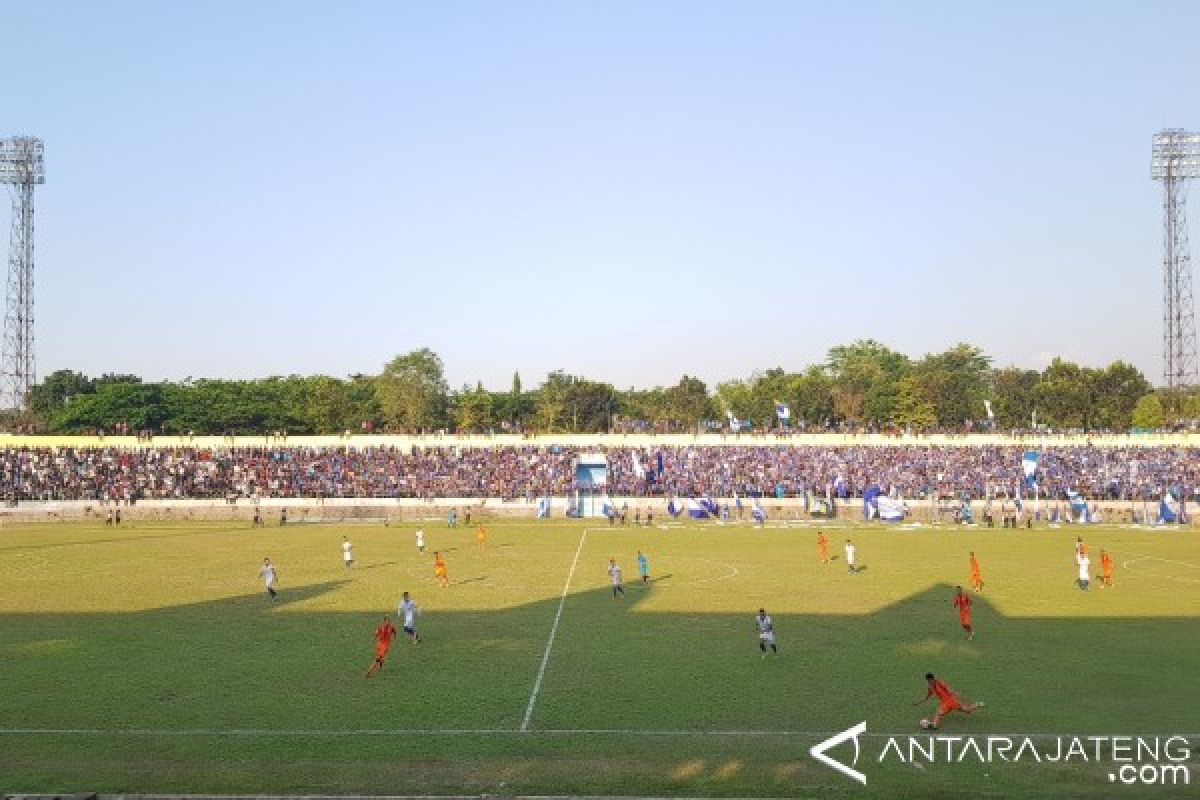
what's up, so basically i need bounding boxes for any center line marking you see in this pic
[520,527,589,731]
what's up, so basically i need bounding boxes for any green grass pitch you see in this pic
[1,517,1197,798]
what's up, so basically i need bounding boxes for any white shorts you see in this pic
[759,631,775,645]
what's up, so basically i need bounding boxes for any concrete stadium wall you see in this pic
[1,432,1198,449]
[1,495,1190,527]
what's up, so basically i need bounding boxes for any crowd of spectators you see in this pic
[606,446,1200,500]
[1,444,1197,503]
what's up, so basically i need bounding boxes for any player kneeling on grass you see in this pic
[914,672,983,729]
[365,615,397,678]
[756,608,778,657]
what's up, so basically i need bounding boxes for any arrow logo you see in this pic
[810,721,867,785]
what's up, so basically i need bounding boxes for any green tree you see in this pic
[892,374,937,431]
[534,371,572,431]
[662,375,712,429]
[454,382,494,432]
[345,374,383,432]
[1130,393,1165,430]
[28,370,94,419]
[615,387,659,429]
[567,379,617,432]
[306,375,351,433]
[750,368,793,428]
[988,367,1040,429]
[533,372,615,433]
[377,349,449,432]
[1183,393,1200,422]
[826,340,910,425]
[714,379,757,426]
[55,382,167,432]
[1089,361,1151,430]
[913,343,991,428]
[787,366,834,427]
[1032,359,1091,430]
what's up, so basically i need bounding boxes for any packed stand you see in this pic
[0,445,1196,503]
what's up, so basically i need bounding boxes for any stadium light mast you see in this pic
[0,137,44,410]
[1152,129,1200,390]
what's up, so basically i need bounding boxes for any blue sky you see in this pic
[2,1,1195,390]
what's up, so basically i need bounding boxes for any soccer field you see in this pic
[1,517,1197,798]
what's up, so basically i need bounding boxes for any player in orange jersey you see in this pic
[969,551,983,593]
[914,672,983,729]
[1099,549,1115,589]
[433,551,449,587]
[364,615,397,678]
[477,523,487,552]
[817,530,829,564]
[953,585,974,640]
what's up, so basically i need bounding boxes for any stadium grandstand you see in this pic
[1,433,1196,525]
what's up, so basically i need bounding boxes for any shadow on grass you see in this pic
[0,524,253,553]
[358,561,397,571]
[0,577,1196,796]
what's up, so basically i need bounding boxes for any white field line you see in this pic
[100,797,797,800]
[1120,554,1200,583]
[673,557,739,586]
[1,727,1196,739]
[519,527,589,731]
[1121,554,1200,570]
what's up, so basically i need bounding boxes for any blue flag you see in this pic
[1022,451,1039,489]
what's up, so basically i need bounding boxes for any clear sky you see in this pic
[2,1,1196,390]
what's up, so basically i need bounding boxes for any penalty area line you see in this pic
[520,526,589,732]
[1,727,1196,739]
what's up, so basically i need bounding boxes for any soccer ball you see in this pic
[919,718,932,730]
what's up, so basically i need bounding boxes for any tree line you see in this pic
[13,341,1194,435]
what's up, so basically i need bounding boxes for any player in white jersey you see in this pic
[415,528,426,553]
[755,608,778,657]
[398,591,421,643]
[845,540,857,574]
[260,557,278,600]
[1077,554,1091,590]
[342,537,354,568]
[608,558,625,599]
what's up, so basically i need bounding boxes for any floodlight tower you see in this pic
[0,137,44,409]
[1152,129,1200,390]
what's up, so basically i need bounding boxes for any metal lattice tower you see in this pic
[1152,129,1200,390]
[0,137,44,410]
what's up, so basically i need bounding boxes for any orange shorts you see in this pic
[938,699,962,715]
[959,613,972,627]
[375,643,390,660]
